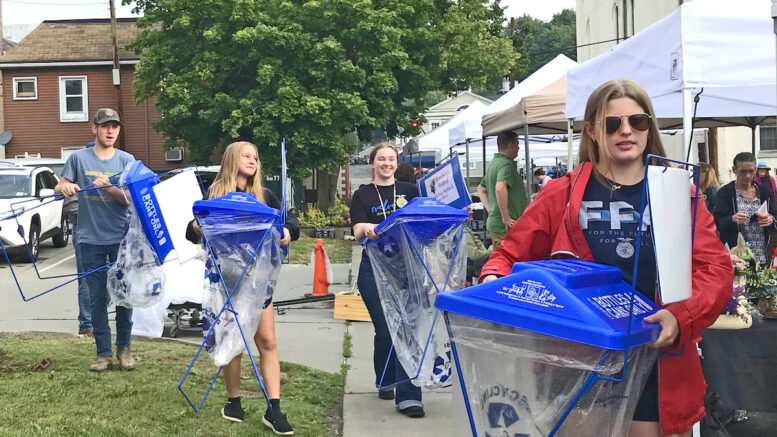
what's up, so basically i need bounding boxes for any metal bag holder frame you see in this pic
[178,139,289,415]
[362,200,468,390]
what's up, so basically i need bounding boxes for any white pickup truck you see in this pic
[0,165,68,261]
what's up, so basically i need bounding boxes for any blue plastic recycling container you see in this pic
[435,259,662,437]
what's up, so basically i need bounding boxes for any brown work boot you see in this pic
[117,347,136,371]
[89,356,113,372]
[78,330,94,339]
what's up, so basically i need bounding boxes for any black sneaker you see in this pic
[399,405,425,418]
[378,389,395,400]
[221,397,244,423]
[263,410,294,435]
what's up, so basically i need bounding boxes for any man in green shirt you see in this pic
[476,131,528,249]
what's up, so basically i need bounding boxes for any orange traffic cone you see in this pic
[312,239,332,296]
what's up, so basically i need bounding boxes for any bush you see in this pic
[299,200,348,228]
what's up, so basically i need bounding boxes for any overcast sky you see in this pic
[2,0,575,28]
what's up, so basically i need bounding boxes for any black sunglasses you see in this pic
[600,113,652,135]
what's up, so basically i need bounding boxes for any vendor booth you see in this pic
[565,0,777,159]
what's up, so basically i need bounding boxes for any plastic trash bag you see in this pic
[197,203,282,367]
[447,314,658,437]
[107,204,166,308]
[366,216,467,387]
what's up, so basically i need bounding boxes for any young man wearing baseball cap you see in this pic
[55,108,137,372]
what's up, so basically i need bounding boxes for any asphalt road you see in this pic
[0,238,81,333]
[349,163,372,193]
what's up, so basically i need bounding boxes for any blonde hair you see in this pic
[579,79,667,179]
[208,141,265,202]
[369,142,399,164]
[699,163,719,191]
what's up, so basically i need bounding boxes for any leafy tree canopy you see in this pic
[514,8,576,80]
[126,0,518,175]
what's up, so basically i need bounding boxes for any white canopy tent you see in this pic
[566,0,777,161]
[481,54,577,137]
[404,101,490,165]
[481,54,577,200]
[445,55,577,199]
[448,55,577,147]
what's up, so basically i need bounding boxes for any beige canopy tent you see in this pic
[481,59,578,202]
[481,75,571,137]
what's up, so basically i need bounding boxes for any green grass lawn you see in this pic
[0,334,344,436]
[288,235,353,265]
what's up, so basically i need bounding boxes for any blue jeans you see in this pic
[72,225,92,332]
[357,256,422,409]
[80,243,132,357]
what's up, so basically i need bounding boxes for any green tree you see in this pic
[514,9,576,80]
[126,0,518,175]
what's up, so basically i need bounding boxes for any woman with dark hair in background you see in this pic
[715,153,777,266]
[395,162,417,184]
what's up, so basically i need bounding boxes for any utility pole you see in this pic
[509,17,515,89]
[772,0,777,151]
[109,0,125,150]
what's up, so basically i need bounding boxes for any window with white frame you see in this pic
[760,125,777,151]
[13,77,37,100]
[59,76,88,122]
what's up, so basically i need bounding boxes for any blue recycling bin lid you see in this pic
[123,160,174,263]
[194,192,281,246]
[193,191,281,220]
[434,259,661,350]
[123,160,159,186]
[362,197,468,246]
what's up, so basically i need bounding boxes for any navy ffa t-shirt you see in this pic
[350,181,418,225]
[579,177,657,301]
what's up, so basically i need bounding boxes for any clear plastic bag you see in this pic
[447,313,658,437]
[366,217,467,387]
[198,213,282,366]
[107,204,166,308]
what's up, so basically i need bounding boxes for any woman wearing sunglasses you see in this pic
[479,79,732,437]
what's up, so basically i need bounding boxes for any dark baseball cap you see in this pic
[93,108,121,125]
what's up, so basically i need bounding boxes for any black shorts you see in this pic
[633,362,659,422]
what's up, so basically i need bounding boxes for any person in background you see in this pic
[715,153,777,266]
[395,162,416,184]
[534,167,552,190]
[476,131,528,249]
[69,140,96,338]
[755,161,777,198]
[480,79,732,437]
[464,207,492,281]
[698,163,720,216]
[350,142,424,418]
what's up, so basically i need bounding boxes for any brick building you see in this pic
[0,18,183,169]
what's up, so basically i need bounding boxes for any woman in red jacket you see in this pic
[479,79,732,436]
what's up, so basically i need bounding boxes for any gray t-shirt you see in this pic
[61,147,135,245]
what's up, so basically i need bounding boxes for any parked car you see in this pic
[0,165,68,261]
[0,157,66,176]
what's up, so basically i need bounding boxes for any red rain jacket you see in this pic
[480,161,733,434]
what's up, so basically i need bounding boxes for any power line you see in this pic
[526,37,623,59]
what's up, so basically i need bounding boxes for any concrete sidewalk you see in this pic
[342,244,459,437]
